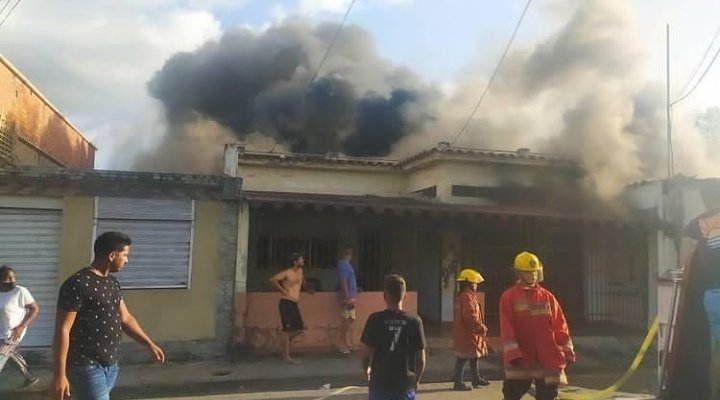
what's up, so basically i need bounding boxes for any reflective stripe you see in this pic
[503,341,520,351]
[504,367,568,385]
[512,300,551,314]
[529,308,552,316]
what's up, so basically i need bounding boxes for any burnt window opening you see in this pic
[451,185,496,198]
[451,184,546,206]
[410,186,437,199]
[256,236,338,270]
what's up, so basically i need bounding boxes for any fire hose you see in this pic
[558,318,659,400]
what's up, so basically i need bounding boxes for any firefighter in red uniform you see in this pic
[452,268,490,391]
[500,251,575,400]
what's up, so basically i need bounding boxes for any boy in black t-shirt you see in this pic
[360,274,426,400]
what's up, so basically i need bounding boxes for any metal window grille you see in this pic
[256,236,338,270]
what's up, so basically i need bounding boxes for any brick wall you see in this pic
[0,56,95,168]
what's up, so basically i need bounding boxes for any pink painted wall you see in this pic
[235,292,418,353]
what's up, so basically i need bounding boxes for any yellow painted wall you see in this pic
[58,197,95,278]
[405,162,443,194]
[56,197,223,342]
[122,200,222,341]
[406,161,537,204]
[241,164,404,196]
[242,159,540,202]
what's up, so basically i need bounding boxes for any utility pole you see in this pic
[666,24,673,179]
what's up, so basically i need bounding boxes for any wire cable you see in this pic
[671,44,720,106]
[307,0,357,87]
[677,26,720,98]
[0,0,22,29]
[269,0,357,153]
[0,0,13,20]
[450,0,533,146]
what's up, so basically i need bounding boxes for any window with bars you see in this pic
[256,236,338,270]
[94,197,194,289]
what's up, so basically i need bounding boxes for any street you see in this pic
[139,381,656,400]
[140,381,514,400]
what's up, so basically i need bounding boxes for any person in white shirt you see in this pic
[0,265,40,391]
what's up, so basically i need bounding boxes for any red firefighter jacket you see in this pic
[499,282,575,384]
[453,289,488,359]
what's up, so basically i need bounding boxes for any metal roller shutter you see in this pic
[0,208,61,347]
[95,198,193,289]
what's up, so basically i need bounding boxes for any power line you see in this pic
[0,0,13,19]
[269,0,357,153]
[450,0,533,146]
[677,26,720,100]
[671,44,720,106]
[307,0,357,87]
[0,0,21,29]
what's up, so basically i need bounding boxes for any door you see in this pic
[0,208,61,347]
[415,231,442,324]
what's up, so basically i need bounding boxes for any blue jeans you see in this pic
[368,388,416,400]
[67,363,119,400]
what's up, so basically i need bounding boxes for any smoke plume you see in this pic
[142,18,436,170]
[141,0,719,197]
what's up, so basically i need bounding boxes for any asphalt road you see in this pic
[139,380,657,400]
[141,381,515,400]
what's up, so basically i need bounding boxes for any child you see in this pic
[452,268,490,391]
[0,265,40,391]
[500,252,575,400]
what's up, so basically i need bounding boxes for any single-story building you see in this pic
[227,143,650,353]
[0,167,242,362]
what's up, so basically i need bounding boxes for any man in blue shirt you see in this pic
[337,246,358,355]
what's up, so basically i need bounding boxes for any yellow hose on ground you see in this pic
[558,318,659,400]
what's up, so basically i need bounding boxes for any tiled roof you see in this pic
[239,145,576,169]
[241,151,400,168]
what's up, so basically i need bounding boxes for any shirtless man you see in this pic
[269,253,308,364]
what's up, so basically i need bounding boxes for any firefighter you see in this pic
[500,251,575,400]
[452,268,490,391]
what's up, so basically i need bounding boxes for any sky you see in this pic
[0,0,718,169]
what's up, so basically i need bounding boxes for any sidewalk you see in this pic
[0,344,657,400]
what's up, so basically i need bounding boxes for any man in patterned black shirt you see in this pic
[50,231,165,400]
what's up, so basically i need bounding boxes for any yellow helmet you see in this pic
[457,268,484,284]
[513,251,544,281]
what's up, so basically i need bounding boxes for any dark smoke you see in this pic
[139,1,719,197]
[146,19,435,157]
[344,89,431,157]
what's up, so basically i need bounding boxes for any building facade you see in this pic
[229,143,649,353]
[0,168,241,362]
[0,54,95,169]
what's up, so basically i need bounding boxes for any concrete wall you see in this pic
[237,292,417,352]
[241,158,560,206]
[405,163,444,196]
[0,56,95,168]
[407,162,522,203]
[241,164,404,196]
[122,201,221,341]
[51,197,235,361]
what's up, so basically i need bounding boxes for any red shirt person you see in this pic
[499,251,575,400]
[452,268,489,391]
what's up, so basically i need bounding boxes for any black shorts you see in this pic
[279,299,304,332]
